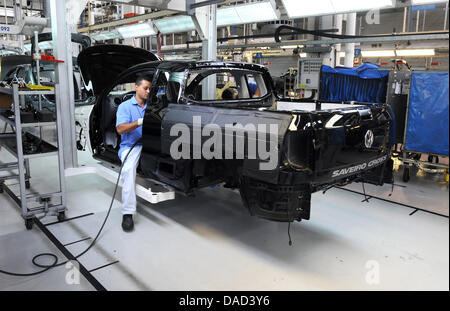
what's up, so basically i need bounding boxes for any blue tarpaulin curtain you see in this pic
[405,73,449,156]
[319,63,395,144]
[319,63,390,104]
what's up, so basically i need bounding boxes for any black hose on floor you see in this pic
[0,140,140,277]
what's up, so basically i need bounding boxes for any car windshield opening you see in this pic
[184,69,269,103]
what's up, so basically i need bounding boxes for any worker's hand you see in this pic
[137,118,144,126]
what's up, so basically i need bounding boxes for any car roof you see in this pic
[128,60,269,74]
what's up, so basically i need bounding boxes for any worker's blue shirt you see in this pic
[116,96,147,159]
[248,81,258,97]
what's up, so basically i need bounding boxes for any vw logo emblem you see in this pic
[365,130,374,148]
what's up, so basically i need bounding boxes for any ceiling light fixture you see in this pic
[395,49,435,56]
[117,22,156,39]
[361,50,396,57]
[217,0,279,27]
[330,0,393,13]
[90,31,121,41]
[153,15,196,34]
[281,0,394,18]
[411,0,448,4]
[281,45,302,49]
[23,41,53,52]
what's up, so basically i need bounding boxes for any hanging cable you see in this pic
[362,182,369,203]
[274,25,449,43]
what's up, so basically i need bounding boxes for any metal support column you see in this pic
[307,17,315,41]
[12,84,28,215]
[54,84,67,209]
[334,14,343,67]
[43,0,52,27]
[321,15,334,67]
[50,0,78,168]
[13,0,24,51]
[197,3,217,100]
[444,2,448,31]
[344,13,357,68]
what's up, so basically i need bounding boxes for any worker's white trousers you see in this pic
[120,145,143,215]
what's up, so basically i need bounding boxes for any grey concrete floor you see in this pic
[0,149,448,291]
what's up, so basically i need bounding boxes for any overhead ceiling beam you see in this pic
[77,9,177,33]
[190,0,226,10]
[158,32,449,54]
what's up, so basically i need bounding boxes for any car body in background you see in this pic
[1,33,94,112]
[0,37,159,151]
[0,34,94,147]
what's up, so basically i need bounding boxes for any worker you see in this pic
[222,88,238,100]
[248,80,260,98]
[116,75,152,232]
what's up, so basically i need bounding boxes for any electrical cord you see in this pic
[274,25,449,43]
[286,199,293,247]
[287,221,293,247]
[0,139,141,277]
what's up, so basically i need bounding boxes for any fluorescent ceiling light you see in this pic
[280,45,301,49]
[26,42,50,50]
[281,0,394,18]
[23,41,53,51]
[38,41,53,50]
[411,0,448,4]
[109,0,134,3]
[361,50,395,57]
[0,8,15,17]
[234,1,279,24]
[217,6,241,27]
[217,1,279,27]
[281,0,334,18]
[154,15,196,34]
[0,50,16,55]
[331,0,393,13]
[395,49,435,56]
[117,22,156,39]
[91,31,121,41]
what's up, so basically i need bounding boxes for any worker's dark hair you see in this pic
[222,88,238,100]
[135,75,152,86]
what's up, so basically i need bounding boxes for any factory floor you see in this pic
[0,149,448,291]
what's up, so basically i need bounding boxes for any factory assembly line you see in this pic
[0,0,447,294]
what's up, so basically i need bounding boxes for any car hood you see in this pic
[77,44,160,96]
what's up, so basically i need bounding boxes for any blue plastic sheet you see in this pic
[319,64,390,103]
[405,73,449,156]
[319,64,394,144]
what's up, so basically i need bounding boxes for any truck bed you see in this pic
[276,101,369,112]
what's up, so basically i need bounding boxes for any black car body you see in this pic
[79,45,394,222]
[0,34,94,114]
